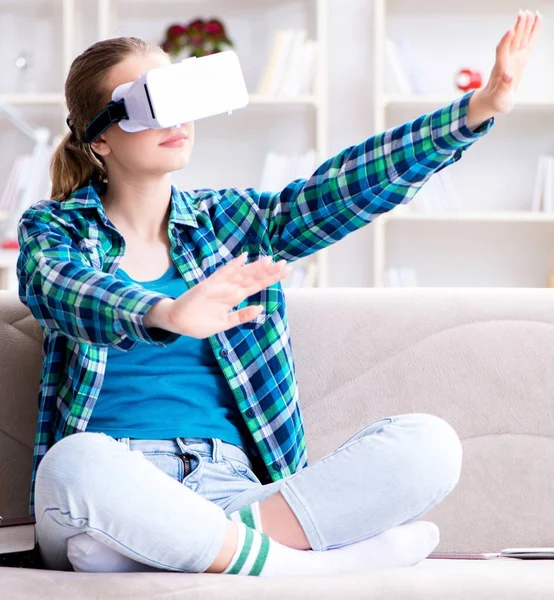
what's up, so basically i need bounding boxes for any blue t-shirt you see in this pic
[86,261,251,448]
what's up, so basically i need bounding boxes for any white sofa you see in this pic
[1,287,554,599]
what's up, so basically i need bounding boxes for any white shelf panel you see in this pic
[385,95,554,111]
[249,94,318,106]
[0,93,316,107]
[0,93,65,106]
[0,250,18,269]
[383,211,554,223]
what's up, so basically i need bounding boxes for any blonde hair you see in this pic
[50,37,166,201]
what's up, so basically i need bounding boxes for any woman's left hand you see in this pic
[467,9,542,129]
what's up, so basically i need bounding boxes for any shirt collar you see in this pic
[59,177,198,228]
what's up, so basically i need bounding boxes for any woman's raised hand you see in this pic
[466,10,542,130]
[144,252,292,339]
[483,10,542,114]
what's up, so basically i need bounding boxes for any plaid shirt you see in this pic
[17,91,493,517]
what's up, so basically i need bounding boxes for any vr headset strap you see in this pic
[84,99,128,144]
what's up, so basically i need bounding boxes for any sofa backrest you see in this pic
[2,287,554,553]
[0,292,42,520]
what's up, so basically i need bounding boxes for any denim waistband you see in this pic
[113,436,253,468]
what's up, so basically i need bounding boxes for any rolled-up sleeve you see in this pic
[17,208,180,349]
[241,90,494,262]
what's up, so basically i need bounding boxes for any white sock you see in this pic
[227,502,263,531]
[320,520,440,573]
[222,518,440,577]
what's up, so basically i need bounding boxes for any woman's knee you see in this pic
[398,413,463,492]
[36,432,120,498]
[39,432,116,471]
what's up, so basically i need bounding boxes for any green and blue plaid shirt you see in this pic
[17,91,493,517]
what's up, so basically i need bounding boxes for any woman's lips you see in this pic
[159,133,188,147]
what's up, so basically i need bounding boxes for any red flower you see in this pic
[188,19,205,32]
[161,16,233,58]
[205,19,224,35]
[161,40,177,53]
[166,24,188,38]
[190,35,204,47]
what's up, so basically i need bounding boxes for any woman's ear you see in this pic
[91,135,111,158]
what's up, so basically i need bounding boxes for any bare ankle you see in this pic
[205,521,238,573]
[260,493,310,550]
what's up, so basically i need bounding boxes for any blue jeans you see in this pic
[35,413,462,572]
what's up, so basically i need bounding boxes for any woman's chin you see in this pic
[156,155,192,173]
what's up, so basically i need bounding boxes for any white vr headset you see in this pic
[83,50,249,144]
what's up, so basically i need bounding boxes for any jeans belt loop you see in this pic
[212,438,222,463]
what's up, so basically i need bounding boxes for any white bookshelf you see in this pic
[383,210,554,223]
[0,0,330,290]
[385,95,554,112]
[370,0,554,289]
[0,93,66,106]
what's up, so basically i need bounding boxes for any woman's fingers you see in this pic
[527,11,542,49]
[210,252,290,307]
[510,10,527,52]
[521,10,534,47]
[226,305,264,329]
[214,251,262,282]
[211,254,289,304]
[236,261,291,298]
[496,28,514,73]
[224,251,249,273]
[224,255,281,281]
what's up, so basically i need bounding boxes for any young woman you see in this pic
[16,11,540,576]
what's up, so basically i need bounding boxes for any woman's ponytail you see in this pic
[50,129,106,201]
[50,36,166,202]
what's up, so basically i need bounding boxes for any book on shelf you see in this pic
[408,169,462,213]
[259,151,320,289]
[0,515,36,555]
[282,258,318,288]
[256,29,317,98]
[531,154,554,212]
[385,38,426,96]
[0,136,57,244]
[283,261,306,288]
[259,149,318,191]
[0,155,28,215]
[0,515,45,569]
[386,266,419,287]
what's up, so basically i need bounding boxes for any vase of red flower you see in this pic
[161,18,234,60]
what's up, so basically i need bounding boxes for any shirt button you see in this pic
[219,348,228,358]
[245,408,255,419]
[272,461,282,472]
[174,245,184,254]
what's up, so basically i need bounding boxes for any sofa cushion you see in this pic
[1,558,554,599]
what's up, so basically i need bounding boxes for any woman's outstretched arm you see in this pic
[243,10,542,263]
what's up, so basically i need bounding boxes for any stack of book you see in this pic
[281,257,318,288]
[258,149,320,288]
[531,154,554,212]
[385,37,427,95]
[404,169,462,213]
[386,266,419,287]
[259,149,318,191]
[0,515,43,569]
[0,135,58,244]
[255,29,317,98]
